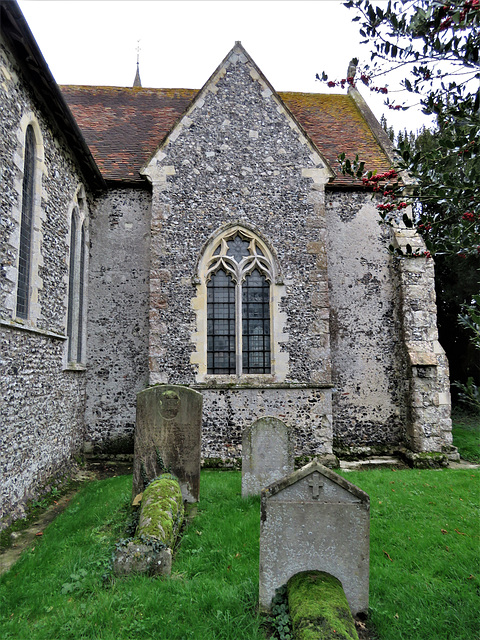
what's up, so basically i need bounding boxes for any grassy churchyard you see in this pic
[0,417,478,640]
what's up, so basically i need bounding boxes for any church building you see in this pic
[0,0,454,527]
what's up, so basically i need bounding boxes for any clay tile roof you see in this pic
[280,92,392,187]
[60,85,392,186]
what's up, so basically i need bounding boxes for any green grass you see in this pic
[0,471,264,640]
[1,468,479,640]
[452,410,480,462]
[338,468,480,640]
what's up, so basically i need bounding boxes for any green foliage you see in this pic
[322,0,480,257]
[453,292,480,409]
[267,585,293,640]
[458,293,480,351]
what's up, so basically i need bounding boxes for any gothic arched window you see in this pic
[206,230,273,375]
[66,191,88,366]
[16,125,36,318]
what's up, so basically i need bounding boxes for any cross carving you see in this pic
[308,472,324,499]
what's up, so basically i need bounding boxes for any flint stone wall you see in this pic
[201,386,333,460]
[144,47,331,388]
[0,35,90,527]
[84,188,151,452]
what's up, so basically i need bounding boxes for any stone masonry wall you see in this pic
[325,191,407,448]
[0,328,85,525]
[200,387,333,460]
[140,45,333,460]
[84,188,151,451]
[0,35,89,526]
[392,227,452,452]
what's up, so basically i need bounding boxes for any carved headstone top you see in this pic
[132,385,202,502]
[263,459,369,505]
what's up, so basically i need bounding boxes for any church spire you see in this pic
[133,40,142,88]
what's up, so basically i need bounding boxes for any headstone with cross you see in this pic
[259,459,370,616]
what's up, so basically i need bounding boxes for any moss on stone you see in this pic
[136,475,184,547]
[287,571,359,640]
[403,450,448,469]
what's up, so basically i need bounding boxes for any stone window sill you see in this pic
[0,318,66,340]
[64,362,87,372]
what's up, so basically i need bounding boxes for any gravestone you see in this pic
[242,416,293,497]
[259,459,370,616]
[132,385,202,502]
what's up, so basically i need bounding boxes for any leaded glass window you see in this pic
[16,125,35,319]
[242,269,271,373]
[207,269,236,374]
[67,213,77,361]
[77,222,86,362]
[206,231,273,376]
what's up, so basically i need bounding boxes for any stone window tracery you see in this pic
[206,230,273,375]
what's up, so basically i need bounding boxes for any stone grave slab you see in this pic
[132,385,202,502]
[259,459,370,615]
[242,416,293,497]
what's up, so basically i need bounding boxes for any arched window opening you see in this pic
[77,221,86,362]
[67,212,77,361]
[16,125,36,318]
[66,196,88,366]
[205,230,273,376]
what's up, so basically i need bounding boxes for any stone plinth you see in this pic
[133,385,202,502]
[259,459,370,615]
[242,416,293,497]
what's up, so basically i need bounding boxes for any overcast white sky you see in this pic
[18,0,433,134]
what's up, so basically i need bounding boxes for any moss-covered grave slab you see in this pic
[287,571,359,640]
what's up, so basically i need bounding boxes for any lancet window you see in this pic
[66,190,88,365]
[16,125,36,319]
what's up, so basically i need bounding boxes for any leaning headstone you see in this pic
[242,417,293,497]
[132,385,203,502]
[259,459,370,616]
[114,474,184,577]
